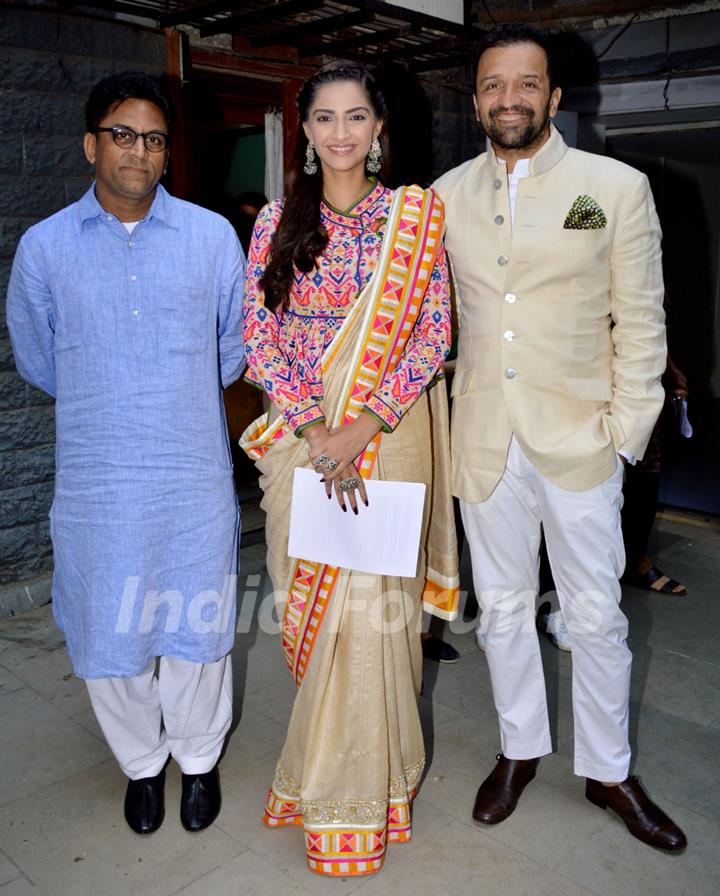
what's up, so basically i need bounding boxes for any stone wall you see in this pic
[422,68,482,180]
[0,6,165,615]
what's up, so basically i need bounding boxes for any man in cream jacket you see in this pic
[434,23,686,851]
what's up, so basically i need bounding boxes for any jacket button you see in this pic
[505,367,517,379]
[498,255,508,266]
[504,292,517,303]
[494,215,504,225]
[503,330,515,341]
[494,179,502,189]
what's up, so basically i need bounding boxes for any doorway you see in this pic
[608,124,720,515]
[182,64,285,494]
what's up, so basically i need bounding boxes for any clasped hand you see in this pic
[304,413,382,513]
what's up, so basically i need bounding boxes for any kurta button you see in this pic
[498,255,508,266]
[132,309,140,317]
[128,240,134,247]
[130,275,137,281]
[504,292,517,303]
[503,330,515,341]
[505,367,517,379]
[493,179,502,189]
[494,215,504,225]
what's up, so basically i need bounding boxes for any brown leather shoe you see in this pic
[586,776,687,851]
[472,753,540,825]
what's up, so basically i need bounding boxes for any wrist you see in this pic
[359,410,383,439]
[303,423,328,448]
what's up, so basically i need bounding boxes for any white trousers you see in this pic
[461,437,632,781]
[86,654,233,780]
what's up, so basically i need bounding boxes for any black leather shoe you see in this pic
[124,768,165,835]
[472,753,540,825]
[180,766,221,832]
[422,635,460,664]
[586,776,687,851]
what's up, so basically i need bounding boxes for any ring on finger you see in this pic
[313,455,329,468]
[324,459,339,473]
[339,477,361,492]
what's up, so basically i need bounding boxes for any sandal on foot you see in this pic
[624,565,687,595]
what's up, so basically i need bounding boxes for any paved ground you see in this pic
[1,513,719,896]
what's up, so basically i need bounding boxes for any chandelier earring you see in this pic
[366,136,382,174]
[304,140,318,175]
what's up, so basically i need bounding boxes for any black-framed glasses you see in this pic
[96,126,169,152]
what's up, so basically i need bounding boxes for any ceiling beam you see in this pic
[404,29,720,77]
[375,34,460,63]
[60,0,162,14]
[199,0,322,38]
[410,48,474,73]
[459,0,691,27]
[341,0,471,38]
[251,9,374,47]
[298,24,413,58]
[190,45,315,81]
[161,0,238,28]
[599,43,720,81]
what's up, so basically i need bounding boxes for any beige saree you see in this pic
[241,186,459,876]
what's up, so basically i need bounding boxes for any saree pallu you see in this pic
[241,186,459,876]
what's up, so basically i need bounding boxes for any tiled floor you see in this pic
[1,516,719,896]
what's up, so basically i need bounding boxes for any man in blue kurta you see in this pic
[7,72,245,836]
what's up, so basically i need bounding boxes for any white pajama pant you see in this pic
[86,654,233,780]
[461,437,632,781]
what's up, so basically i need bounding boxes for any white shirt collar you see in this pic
[506,158,531,181]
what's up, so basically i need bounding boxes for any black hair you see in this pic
[474,24,556,92]
[85,71,176,134]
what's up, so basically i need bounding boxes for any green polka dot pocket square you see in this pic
[563,195,607,229]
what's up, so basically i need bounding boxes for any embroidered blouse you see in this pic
[243,180,451,435]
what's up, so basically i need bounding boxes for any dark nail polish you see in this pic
[327,492,332,499]
[353,507,358,515]
[342,505,347,512]
[363,499,368,507]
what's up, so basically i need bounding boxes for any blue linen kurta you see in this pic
[7,184,246,678]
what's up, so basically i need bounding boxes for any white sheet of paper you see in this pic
[288,467,427,577]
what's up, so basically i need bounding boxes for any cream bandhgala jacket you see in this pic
[434,125,667,502]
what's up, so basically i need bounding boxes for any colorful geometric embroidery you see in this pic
[422,568,461,621]
[242,180,451,435]
[305,827,387,876]
[241,187,447,683]
[387,792,414,842]
[280,187,444,687]
[262,789,302,828]
[264,787,417,876]
[282,562,340,683]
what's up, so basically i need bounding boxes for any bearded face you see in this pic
[484,99,552,151]
[474,42,561,158]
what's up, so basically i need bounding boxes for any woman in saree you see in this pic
[241,61,459,877]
